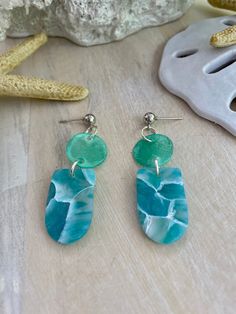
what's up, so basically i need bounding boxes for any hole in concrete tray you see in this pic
[230,98,236,112]
[222,19,236,26]
[175,49,198,58]
[204,52,236,74]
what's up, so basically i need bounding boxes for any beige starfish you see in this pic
[208,0,236,47]
[0,33,88,100]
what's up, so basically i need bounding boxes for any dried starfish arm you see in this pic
[0,75,88,101]
[0,33,47,75]
[208,0,236,47]
[0,33,88,101]
[210,25,236,47]
[208,0,236,11]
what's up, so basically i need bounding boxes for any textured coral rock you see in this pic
[0,0,193,46]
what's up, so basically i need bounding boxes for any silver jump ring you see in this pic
[155,159,160,176]
[141,126,157,142]
[71,160,79,177]
[85,125,98,139]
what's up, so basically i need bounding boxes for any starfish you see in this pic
[0,33,88,101]
[208,0,236,47]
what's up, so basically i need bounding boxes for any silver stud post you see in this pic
[143,112,156,126]
[83,113,96,126]
[156,116,183,121]
[143,112,183,126]
[59,113,97,126]
[59,118,83,124]
[142,112,183,142]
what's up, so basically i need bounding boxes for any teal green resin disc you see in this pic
[132,133,173,167]
[66,133,107,168]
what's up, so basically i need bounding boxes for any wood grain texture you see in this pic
[0,1,235,313]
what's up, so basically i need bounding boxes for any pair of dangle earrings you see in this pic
[45,112,188,245]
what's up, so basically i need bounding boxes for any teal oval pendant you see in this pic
[45,168,96,244]
[66,132,107,168]
[132,133,173,168]
[137,168,188,244]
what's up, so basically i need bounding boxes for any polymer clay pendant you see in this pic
[45,168,95,244]
[45,114,107,245]
[132,112,189,245]
[137,168,188,244]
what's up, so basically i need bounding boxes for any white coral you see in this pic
[0,0,194,46]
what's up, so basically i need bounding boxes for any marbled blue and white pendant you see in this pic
[137,168,188,244]
[45,168,96,244]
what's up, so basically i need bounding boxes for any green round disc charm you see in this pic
[66,133,107,168]
[132,133,173,167]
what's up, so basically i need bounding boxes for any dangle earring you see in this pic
[45,114,107,245]
[132,112,189,245]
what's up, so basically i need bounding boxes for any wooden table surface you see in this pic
[0,1,235,313]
